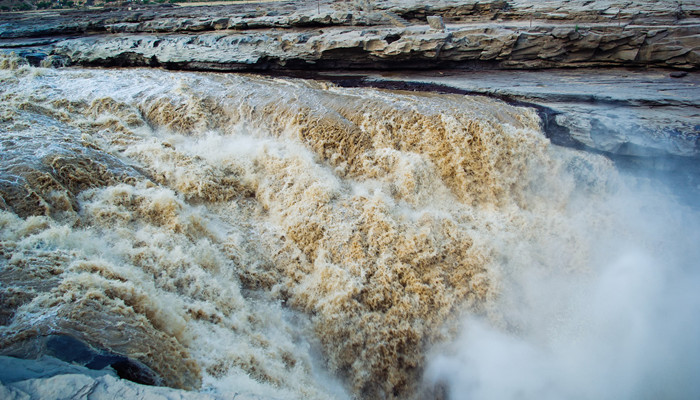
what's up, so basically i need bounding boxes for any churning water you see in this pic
[1,55,698,399]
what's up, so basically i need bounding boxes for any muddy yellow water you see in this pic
[1,55,697,399]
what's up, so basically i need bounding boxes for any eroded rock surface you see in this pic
[0,355,270,400]
[1,0,698,70]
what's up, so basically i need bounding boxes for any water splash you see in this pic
[1,57,697,399]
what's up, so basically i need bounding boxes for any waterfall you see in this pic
[1,59,698,399]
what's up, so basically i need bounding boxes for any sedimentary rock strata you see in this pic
[1,0,698,70]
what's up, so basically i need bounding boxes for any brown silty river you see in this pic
[1,55,699,399]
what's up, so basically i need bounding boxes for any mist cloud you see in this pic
[426,176,700,400]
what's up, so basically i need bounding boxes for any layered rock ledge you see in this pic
[1,0,699,70]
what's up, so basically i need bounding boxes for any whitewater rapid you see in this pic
[1,55,698,399]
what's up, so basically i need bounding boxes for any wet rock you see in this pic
[1,335,160,387]
[0,355,115,384]
[0,355,271,400]
[670,71,689,78]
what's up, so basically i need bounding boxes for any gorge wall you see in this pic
[1,0,699,71]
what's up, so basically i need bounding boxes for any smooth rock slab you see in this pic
[0,356,274,400]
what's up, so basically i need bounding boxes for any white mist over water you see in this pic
[0,56,699,399]
[426,171,700,400]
